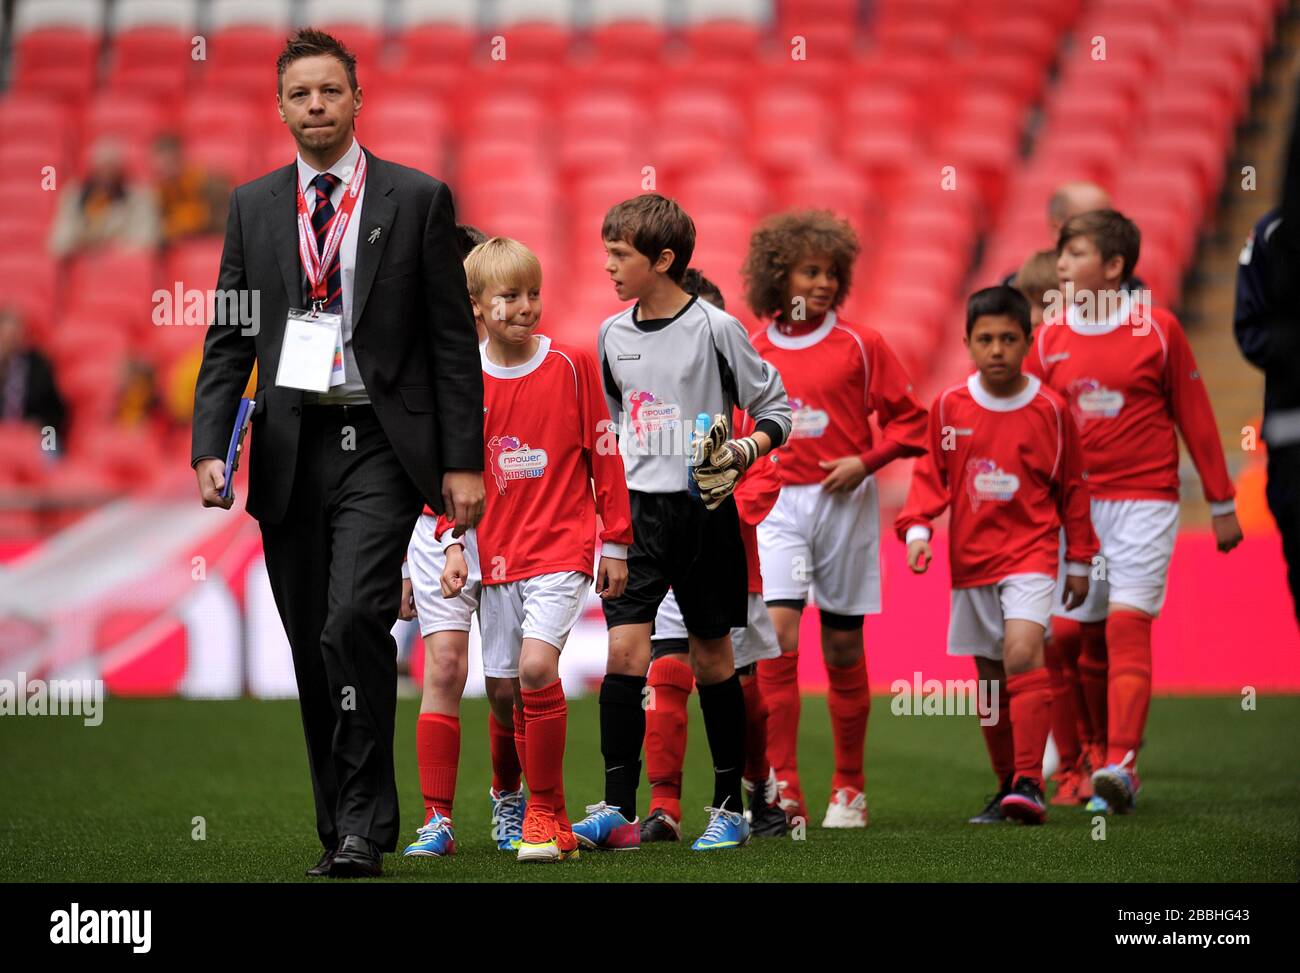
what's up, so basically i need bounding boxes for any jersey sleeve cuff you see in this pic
[1208,499,1237,517]
[600,541,629,560]
[904,525,931,544]
[1065,561,1090,577]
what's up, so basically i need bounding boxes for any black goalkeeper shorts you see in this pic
[601,490,748,640]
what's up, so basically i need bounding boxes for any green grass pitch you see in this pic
[1,694,1296,882]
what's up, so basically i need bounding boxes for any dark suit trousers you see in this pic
[259,403,423,852]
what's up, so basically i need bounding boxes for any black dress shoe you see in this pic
[329,834,383,878]
[305,847,336,877]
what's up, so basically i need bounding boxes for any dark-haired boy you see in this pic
[574,195,792,852]
[640,269,788,842]
[898,286,1097,824]
[1029,209,1241,814]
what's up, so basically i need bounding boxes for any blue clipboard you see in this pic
[221,397,255,501]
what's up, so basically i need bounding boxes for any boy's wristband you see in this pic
[1208,499,1237,517]
[1065,561,1090,577]
[600,541,629,560]
[401,559,410,580]
[904,525,931,544]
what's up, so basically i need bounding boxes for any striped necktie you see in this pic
[309,171,343,311]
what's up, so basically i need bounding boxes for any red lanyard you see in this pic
[295,148,367,309]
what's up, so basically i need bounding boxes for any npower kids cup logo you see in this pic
[965,458,1020,511]
[1068,377,1125,425]
[628,390,681,447]
[789,397,830,439]
[488,435,548,494]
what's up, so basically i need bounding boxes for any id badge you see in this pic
[276,308,343,392]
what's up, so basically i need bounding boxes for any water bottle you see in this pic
[687,412,711,498]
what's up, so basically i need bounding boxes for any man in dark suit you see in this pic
[190,29,485,878]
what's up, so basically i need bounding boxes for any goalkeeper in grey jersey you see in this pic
[572,194,792,853]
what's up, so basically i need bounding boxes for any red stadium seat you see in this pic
[0,425,50,486]
[203,26,292,95]
[67,249,159,323]
[588,21,668,61]
[84,94,167,151]
[12,28,100,98]
[776,164,872,222]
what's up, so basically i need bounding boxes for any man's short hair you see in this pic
[463,237,542,298]
[455,224,488,260]
[680,267,725,310]
[966,285,1032,339]
[1013,249,1059,311]
[277,28,358,94]
[1057,209,1141,281]
[601,194,695,284]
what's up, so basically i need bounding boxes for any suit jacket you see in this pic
[190,149,484,524]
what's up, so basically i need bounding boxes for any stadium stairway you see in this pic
[1179,3,1300,532]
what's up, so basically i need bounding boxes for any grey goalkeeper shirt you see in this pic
[598,295,792,494]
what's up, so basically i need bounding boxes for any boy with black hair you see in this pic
[574,195,792,852]
[898,286,1097,824]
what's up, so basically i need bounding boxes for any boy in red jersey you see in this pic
[898,286,1097,824]
[743,211,928,827]
[439,237,633,861]
[1013,247,1101,806]
[1028,210,1243,814]
[398,224,537,858]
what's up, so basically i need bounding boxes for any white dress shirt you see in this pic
[296,138,369,404]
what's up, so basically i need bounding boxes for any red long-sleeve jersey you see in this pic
[749,311,928,485]
[1025,299,1235,508]
[439,335,632,584]
[895,373,1098,588]
[733,408,782,595]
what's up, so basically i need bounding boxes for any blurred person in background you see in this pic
[1004,182,1145,292]
[48,138,160,259]
[113,357,165,432]
[153,133,231,248]
[1234,93,1300,626]
[0,307,66,447]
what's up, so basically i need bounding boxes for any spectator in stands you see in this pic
[1012,248,1059,328]
[0,307,66,447]
[113,357,165,432]
[153,134,231,247]
[1046,182,1113,242]
[1003,182,1145,291]
[48,138,160,259]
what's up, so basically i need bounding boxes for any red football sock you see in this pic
[758,652,801,796]
[1046,619,1083,769]
[826,657,870,792]
[740,675,770,783]
[417,712,459,820]
[489,708,522,794]
[1007,667,1053,788]
[521,679,567,817]
[979,669,1014,784]
[644,654,693,821]
[513,706,527,791]
[1105,610,1153,772]
[1078,621,1108,754]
